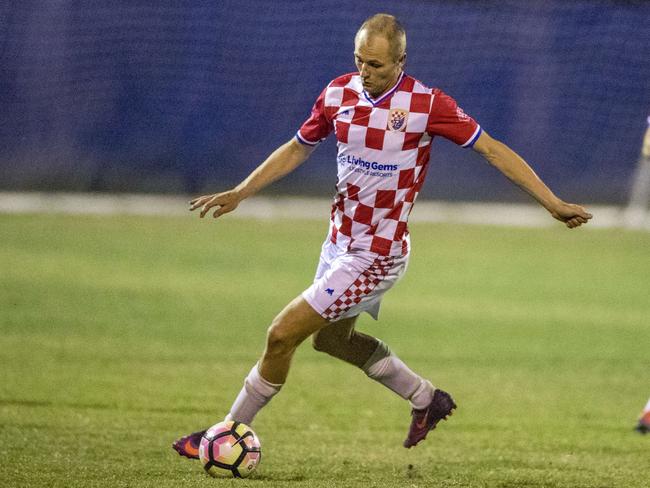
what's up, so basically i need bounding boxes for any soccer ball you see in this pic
[198,420,261,478]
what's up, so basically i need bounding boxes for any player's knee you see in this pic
[265,324,290,354]
[266,319,299,355]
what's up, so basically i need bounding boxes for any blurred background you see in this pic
[1,0,649,204]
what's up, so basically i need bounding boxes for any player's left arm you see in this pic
[472,130,593,228]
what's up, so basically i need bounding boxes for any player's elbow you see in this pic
[475,134,514,171]
[473,131,501,161]
[288,137,315,161]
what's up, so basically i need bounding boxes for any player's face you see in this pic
[354,31,404,98]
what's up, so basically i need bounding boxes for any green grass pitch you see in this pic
[1,213,648,487]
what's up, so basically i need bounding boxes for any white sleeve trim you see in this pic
[295,131,320,147]
[461,125,482,148]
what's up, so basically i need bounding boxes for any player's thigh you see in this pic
[268,295,330,347]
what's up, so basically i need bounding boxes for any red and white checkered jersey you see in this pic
[296,72,481,257]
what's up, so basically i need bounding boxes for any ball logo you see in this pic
[387,108,408,132]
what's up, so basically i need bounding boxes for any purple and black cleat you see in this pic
[403,389,456,448]
[172,430,206,459]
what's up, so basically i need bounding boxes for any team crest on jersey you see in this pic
[387,108,408,132]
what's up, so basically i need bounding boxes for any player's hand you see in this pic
[549,202,593,229]
[189,190,242,218]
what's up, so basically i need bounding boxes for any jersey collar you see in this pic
[362,71,405,106]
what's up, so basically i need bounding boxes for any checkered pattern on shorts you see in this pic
[321,256,395,320]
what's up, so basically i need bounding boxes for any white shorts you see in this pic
[302,239,409,322]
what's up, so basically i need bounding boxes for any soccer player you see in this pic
[631,118,650,434]
[635,397,650,434]
[623,116,650,228]
[173,13,592,458]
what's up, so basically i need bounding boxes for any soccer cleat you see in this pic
[172,430,206,459]
[634,412,650,435]
[403,389,456,448]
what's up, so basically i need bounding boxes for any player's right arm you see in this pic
[191,82,334,218]
[190,138,315,218]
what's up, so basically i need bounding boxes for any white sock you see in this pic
[644,397,650,413]
[364,354,434,410]
[226,363,282,425]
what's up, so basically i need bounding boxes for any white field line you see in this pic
[0,191,646,230]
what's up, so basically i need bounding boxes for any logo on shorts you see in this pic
[387,108,408,132]
[325,288,334,296]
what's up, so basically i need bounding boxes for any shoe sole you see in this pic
[404,398,456,448]
[172,438,201,459]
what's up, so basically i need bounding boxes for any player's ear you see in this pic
[398,51,406,69]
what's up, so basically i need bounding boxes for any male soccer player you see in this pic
[173,13,592,458]
[624,116,650,228]
[631,118,650,434]
[635,397,650,434]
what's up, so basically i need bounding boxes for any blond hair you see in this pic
[356,13,406,61]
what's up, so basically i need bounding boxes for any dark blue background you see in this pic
[1,1,649,202]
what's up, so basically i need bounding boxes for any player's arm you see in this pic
[472,130,593,228]
[190,138,315,218]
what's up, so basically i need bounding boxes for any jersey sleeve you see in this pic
[296,87,334,146]
[427,90,482,148]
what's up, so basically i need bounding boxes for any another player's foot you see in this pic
[172,430,206,459]
[635,412,650,435]
[403,389,456,448]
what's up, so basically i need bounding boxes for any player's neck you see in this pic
[366,71,404,101]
